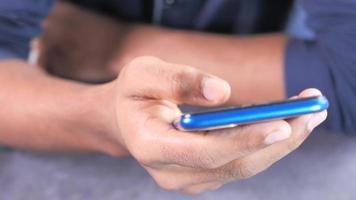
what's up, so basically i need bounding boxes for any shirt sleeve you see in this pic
[0,0,54,60]
[285,0,356,134]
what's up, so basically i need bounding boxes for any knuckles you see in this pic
[213,160,258,181]
[181,141,222,169]
[239,127,267,154]
[151,172,185,191]
[197,149,224,169]
[156,179,181,191]
[235,161,258,179]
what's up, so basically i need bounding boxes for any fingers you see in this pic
[136,116,292,169]
[204,89,328,182]
[150,88,325,170]
[147,106,322,192]
[294,88,327,132]
[217,113,327,182]
[189,120,291,168]
[118,56,231,106]
[164,88,327,185]
[136,88,328,193]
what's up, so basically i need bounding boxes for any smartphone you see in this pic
[173,96,329,131]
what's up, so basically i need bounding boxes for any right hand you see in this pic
[105,56,327,194]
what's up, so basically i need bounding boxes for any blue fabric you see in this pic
[0,0,54,59]
[0,0,355,133]
[286,1,315,39]
[285,0,356,134]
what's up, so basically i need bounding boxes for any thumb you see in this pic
[120,56,231,106]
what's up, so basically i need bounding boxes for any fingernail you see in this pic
[307,114,326,132]
[264,130,291,145]
[202,78,231,101]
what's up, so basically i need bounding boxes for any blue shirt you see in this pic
[0,0,355,134]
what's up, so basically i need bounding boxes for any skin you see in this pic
[0,57,327,194]
[39,3,286,105]
[0,3,328,194]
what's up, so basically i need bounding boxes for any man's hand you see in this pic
[105,56,327,194]
[0,56,326,194]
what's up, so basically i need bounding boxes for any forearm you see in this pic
[0,60,125,155]
[40,2,287,105]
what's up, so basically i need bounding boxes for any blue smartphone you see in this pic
[173,96,329,131]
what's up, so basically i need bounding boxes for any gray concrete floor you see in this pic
[0,131,355,200]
